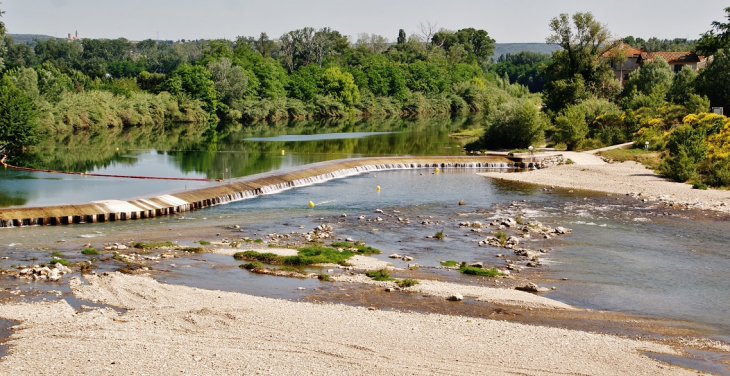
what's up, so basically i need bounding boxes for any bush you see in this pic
[458,266,505,277]
[470,99,545,150]
[396,278,420,287]
[365,269,394,281]
[81,248,100,255]
[241,261,263,270]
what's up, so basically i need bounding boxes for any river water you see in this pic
[0,117,728,344]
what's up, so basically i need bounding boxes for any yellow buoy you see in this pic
[376,185,381,192]
[308,201,315,208]
[281,150,285,155]
[435,167,440,173]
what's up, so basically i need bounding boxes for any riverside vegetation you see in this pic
[1,6,730,189]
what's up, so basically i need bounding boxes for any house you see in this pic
[606,42,710,85]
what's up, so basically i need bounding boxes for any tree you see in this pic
[696,6,730,56]
[695,50,730,111]
[0,77,40,151]
[543,12,617,113]
[474,100,546,150]
[553,104,589,150]
[623,57,673,97]
[207,58,248,106]
[667,66,698,105]
[356,33,389,54]
[0,5,5,71]
[397,29,407,45]
[158,64,219,115]
[320,67,359,107]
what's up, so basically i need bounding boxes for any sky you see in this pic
[2,0,727,43]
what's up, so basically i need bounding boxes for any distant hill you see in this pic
[492,43,562,60]
[8,34,57,45]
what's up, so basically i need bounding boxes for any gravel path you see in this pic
[0,272,695,375]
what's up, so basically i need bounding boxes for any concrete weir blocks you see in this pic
[0,156,525,228]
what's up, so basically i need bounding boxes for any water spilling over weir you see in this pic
[0,156,527,228]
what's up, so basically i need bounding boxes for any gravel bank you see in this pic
[0,272,695,375]
[480,161,730,213]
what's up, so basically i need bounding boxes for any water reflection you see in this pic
[0,115,487,207]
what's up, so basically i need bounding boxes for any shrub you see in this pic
[434,229,445,240]
[396,278,420,287]
[241,261,263,270]
[459,266,505,277]
[365,269,394,281]
[50,258,71,266]
[133,241,175,249]
[470,99,545,150]
[81,248,100,255]
[494,231,509,245]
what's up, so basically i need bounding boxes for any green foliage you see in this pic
[396,278,420,287]
[494,230,509,245]
[234,243,374,266]
[704,157,730,187]
[553,104,589,150]
[440,260,459,267]
[241,261,263,270]
[434,229,445,240]
[207,58,249,106]
[81,248,100,255]
[158,64,219,116]
[329,242,381,254]
[0,76,41,150]
[182,246,205,253]
[543,12,616,115]
[50,258,71,266]
[320,67,359,107]
[623,57,673,98]
[365,269,394,281]
[458,266,505,277]
[660,125,707,182]
[198,240,211,245]
[695,50,730,112]
[695,6,730,56]
[133,241,175,249]
[472,99,545,150]
[318,273,330,281]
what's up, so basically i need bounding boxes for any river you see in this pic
[0,116,728,345]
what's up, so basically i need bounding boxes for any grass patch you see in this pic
[596,147,662,171]
[494,230,509,245]
[396,278,419,287]
[440,260,459,267]
[241,261,263,270]
[51,251,64,257]
[198,240,211,245]
[318,273,330,281]
[81,248,100,255]
[133,241,175,249]
[434,229,445,240]
[234,245,359,266]
[330,241,381,255]
[459,266,505,277]
[50,258,71,266]
[182,247,205,253]
[365,269,394,281]
[233,251,281,263]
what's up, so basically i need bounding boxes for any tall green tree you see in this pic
[0,5,5,71]
[320,66,359,107]
[0,77,40,151]
[696,6,730,56]
[543,12,619,114]
[695,50,730,111]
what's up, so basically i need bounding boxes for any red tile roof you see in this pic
[643,51,707,64]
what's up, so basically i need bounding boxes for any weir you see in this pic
[0,156,548,228]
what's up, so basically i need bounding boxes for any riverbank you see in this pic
[0,272,700,375]
[480,155,730,214]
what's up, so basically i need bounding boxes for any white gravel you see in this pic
[0,272,694,375]
[480,160,730,213]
